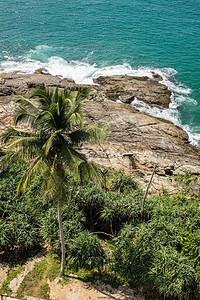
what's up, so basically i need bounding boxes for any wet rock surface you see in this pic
[0,72,199,194]
[93,74,172,107]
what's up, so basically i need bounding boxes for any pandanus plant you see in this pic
[1,86,107,276]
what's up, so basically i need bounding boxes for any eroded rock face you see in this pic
[93,75,172,108]
[0,72,199,194]
[0,72,78,97]
[81,99,200,193]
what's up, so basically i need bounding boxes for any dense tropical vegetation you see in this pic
[0,86,108,276]
[0,160,200,299]
[0,87,200,299]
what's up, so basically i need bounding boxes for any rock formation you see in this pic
[93,75,171,107]
[0,72,199,194]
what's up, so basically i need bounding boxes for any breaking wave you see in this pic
[0,48,199,146]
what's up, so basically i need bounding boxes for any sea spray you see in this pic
[0,54,199,146]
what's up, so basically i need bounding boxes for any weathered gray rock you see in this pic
[81,99,200,193]
[94,75,171,108]
[0,72,199,194]
[34,68,50,75]
[0,73,78,97]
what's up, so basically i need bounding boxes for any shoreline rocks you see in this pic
[0,72,199,194]
[93,75,171,108]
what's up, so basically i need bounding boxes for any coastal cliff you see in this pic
[0,71,199,193]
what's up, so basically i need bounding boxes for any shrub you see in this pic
[41,203,85,252]
[110,169,138,193]
[0,162,44,257]
[72,182,105,230]
[68,231,106,270]
[149,248,198,300]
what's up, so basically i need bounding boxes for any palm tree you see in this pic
[0,86,107,276]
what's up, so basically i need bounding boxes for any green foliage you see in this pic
[149,248,197,300]
[101,190,143,231]
[174,170,198,186]
[0,147,5,157]
[72,182,105,230]
[1,159,200,299]
[1,86,108,276]
[40,283,50,300]
[110,169,139,193]
[109,188,200,299]
[181,229,200,269]
[0,265,25,295]
[41,203,85,252]
[0,162,45,257]
[112,226,153,286]
[68,231,106,270]
[72,171,143,233]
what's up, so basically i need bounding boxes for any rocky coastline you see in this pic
[0,71,199,193]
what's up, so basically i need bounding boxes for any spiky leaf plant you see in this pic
[0,86,108,276]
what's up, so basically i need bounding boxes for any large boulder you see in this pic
[93,75,171,108]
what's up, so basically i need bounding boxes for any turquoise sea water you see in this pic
[0,0,200,144]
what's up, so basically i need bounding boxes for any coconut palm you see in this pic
[1,86,107,276]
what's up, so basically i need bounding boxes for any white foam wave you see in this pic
[0,54,199,145]
[131,97,181,126]
[130,98,200,146]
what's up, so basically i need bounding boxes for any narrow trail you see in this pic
[9,256,44,296]
[48,277,145,300]
[1,255,146,300]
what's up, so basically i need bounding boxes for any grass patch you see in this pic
[46,255,60,282]
[40,283,50,300]
[17,258,48,299]
[0,265,25,295]
[33,259,47,280]
[47,254,124,288]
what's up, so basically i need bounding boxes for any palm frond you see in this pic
[14,95,39,114]
[69,129,90,145]
[14,106,36,126]
[59,137,84,173]
[43,129,62,156]
[78,160,102,186]
[69,112,83,128]
[65,98,84,129]
[1,127,34,144]
[35,109,57,131]
[84,124,109,142]
[17,156,43,193]
[54,86,59,103]
[64,89,73,101]
[69,124,108,144]
[7,136,40,150]
[0,150,22,168]
[6,136,42,161]
[0,147,5,157]
[29,88,53,107]
[75,86,90,102]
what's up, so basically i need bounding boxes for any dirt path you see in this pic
[1,256,146,300]
[9,255,44,296]
[48,277,145,300]
[0,264,9,288]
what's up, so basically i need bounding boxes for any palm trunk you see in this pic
[57,200,65,277]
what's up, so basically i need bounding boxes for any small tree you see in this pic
[1,86,107,276]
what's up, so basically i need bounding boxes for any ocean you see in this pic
[0,0,200,145]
